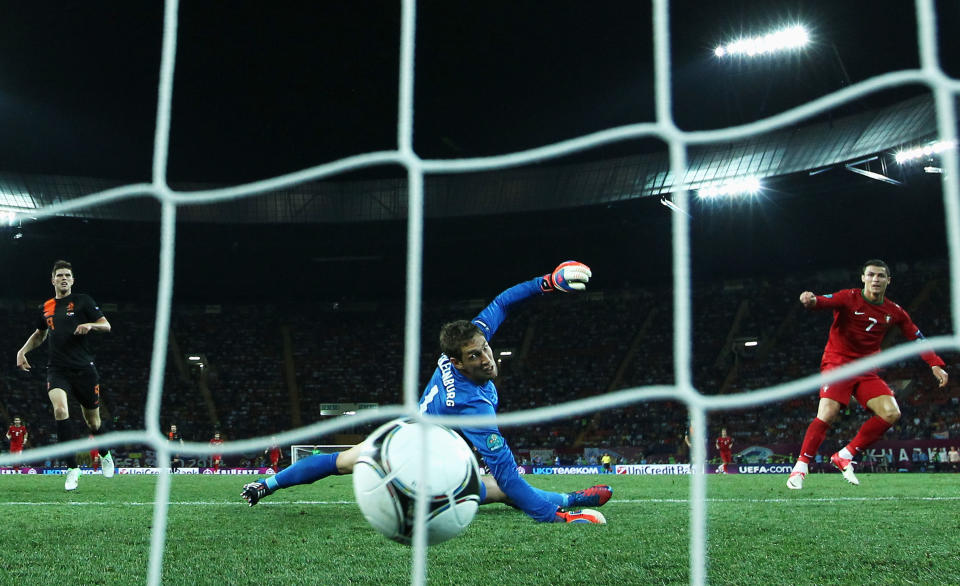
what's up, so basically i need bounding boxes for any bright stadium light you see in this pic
[895,139,956,164]
[714,24,810,58]
[698,176,762,199]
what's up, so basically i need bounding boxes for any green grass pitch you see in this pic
[0,473,958,585]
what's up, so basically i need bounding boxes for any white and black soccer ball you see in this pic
[352,418,482,546]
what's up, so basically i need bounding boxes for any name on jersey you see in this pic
[438,355,457,407]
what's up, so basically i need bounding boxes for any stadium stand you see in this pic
[2,258,956,465]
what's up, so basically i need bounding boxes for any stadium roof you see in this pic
[0,93,940,223]
[0,2,956,225]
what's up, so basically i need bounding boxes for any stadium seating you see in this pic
[1,258,955,465]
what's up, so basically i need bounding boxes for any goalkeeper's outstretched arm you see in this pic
[472,261,592,341]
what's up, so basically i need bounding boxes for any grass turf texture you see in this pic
[0,473,957,585]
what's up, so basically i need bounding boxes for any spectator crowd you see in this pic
[2,259,958,468]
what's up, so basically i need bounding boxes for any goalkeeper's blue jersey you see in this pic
[418,278,558,523]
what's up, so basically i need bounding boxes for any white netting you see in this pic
[290,445,353,466]
[1,1,958,585]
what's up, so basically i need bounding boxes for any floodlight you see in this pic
[698,176,761,199]
[714,25,809,59]
[895,139,956,164]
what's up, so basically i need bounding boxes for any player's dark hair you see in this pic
[440,320,483,361]
[861,259,890,278]
[51,259,73,277]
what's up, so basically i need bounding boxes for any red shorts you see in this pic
[819,361,893,408]
[719,450,732,464]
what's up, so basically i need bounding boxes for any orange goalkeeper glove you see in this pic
[540,261,592,293]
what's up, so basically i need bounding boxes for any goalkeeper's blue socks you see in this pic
[528,486,570,508]
[264,452,340,492]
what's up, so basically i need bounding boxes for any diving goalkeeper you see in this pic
[241,261,611,523]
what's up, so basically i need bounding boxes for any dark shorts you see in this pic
[47,364,101,410]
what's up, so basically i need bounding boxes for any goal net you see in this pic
[0,2,956,586]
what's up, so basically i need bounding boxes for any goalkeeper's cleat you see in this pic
[786,471,806,490]
[65,467,81,491]
[101,452,115,479]
[241,480,273,506]
[556,509,606,524]
[830,452,859,486]
[568,484,612,508]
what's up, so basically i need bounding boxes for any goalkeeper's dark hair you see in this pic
[440,320,482,361]
[51,259,73,277]
[861,259,890,278]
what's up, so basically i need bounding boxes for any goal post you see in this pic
[290,444,355,465]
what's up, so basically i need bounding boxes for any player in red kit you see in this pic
[266,437,281,472]
[6,417,29,470]
[715,427,733,474]
[210,432,224,473]
[89,435,101,472]
[787,260,948,490]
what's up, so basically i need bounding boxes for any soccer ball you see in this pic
[352,418,482,546]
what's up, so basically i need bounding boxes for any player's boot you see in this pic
[241,480,274,506]
[568,485,613,508]
[830,452,859,486]
[65,467,81,491]
[786,471,806,490]
[556,509,606,524]
[101,452,115,479]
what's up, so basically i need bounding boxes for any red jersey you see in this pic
[716,436,733,453]
[812,289,944,368]
[210,438,224,456]
[7,426,27,451]
[268,446,280,461]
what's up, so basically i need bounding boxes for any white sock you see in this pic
[793,461,809,474]
[839,447,854,460]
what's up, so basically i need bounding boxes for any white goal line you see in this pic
[2,496,958,507]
